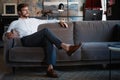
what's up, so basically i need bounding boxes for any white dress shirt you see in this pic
[7,18,59,38]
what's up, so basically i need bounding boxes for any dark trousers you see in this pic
[21,28,62,65]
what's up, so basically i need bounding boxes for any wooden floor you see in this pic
[0,48,11,74]
[0,47,120,80]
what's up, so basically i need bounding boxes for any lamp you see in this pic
[58,3,64,12]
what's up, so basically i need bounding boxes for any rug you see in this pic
[1,70,120,80]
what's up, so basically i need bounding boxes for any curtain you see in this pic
[85,0,102,9]
[101,0,107,21]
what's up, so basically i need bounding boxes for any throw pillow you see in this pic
[112,24,120,41]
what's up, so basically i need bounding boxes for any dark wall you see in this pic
[107,0,120,20]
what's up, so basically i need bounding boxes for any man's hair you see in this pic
[17,3,29,11]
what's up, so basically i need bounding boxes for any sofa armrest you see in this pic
[3,33,14,49]
[3,29,22,47]
[3,33,14,63]
[3,33,22,48]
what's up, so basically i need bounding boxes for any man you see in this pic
[5,3,80,78]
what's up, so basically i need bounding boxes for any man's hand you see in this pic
[5,32,15,39]
[5,30,19,39]
[59,20,68,28]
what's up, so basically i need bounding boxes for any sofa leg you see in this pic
[102,64,107,69]
[12,67,16,74]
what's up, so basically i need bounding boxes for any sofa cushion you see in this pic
[81,42,120,60]
[38,22,74,44]
[9,47,81,62]
[74,21,120,44]
[14,38,22,46]
[9,47,45,62]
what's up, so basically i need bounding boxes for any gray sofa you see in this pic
[3,21,120,69]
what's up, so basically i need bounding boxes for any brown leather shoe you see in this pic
[67,44,81,56]
[46,69,58,78]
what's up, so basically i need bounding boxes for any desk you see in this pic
[108,44,120,80]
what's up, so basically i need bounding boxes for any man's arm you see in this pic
[39,19,68,28]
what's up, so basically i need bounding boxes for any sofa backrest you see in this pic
[74,21,120,44]
[38,22,74,44]
[12,21,120,46]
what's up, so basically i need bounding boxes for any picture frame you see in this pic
[43,0,68,17]
[2,3,17,16]
[43,0,84,21]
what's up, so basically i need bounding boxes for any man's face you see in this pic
[19,6,30,18]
